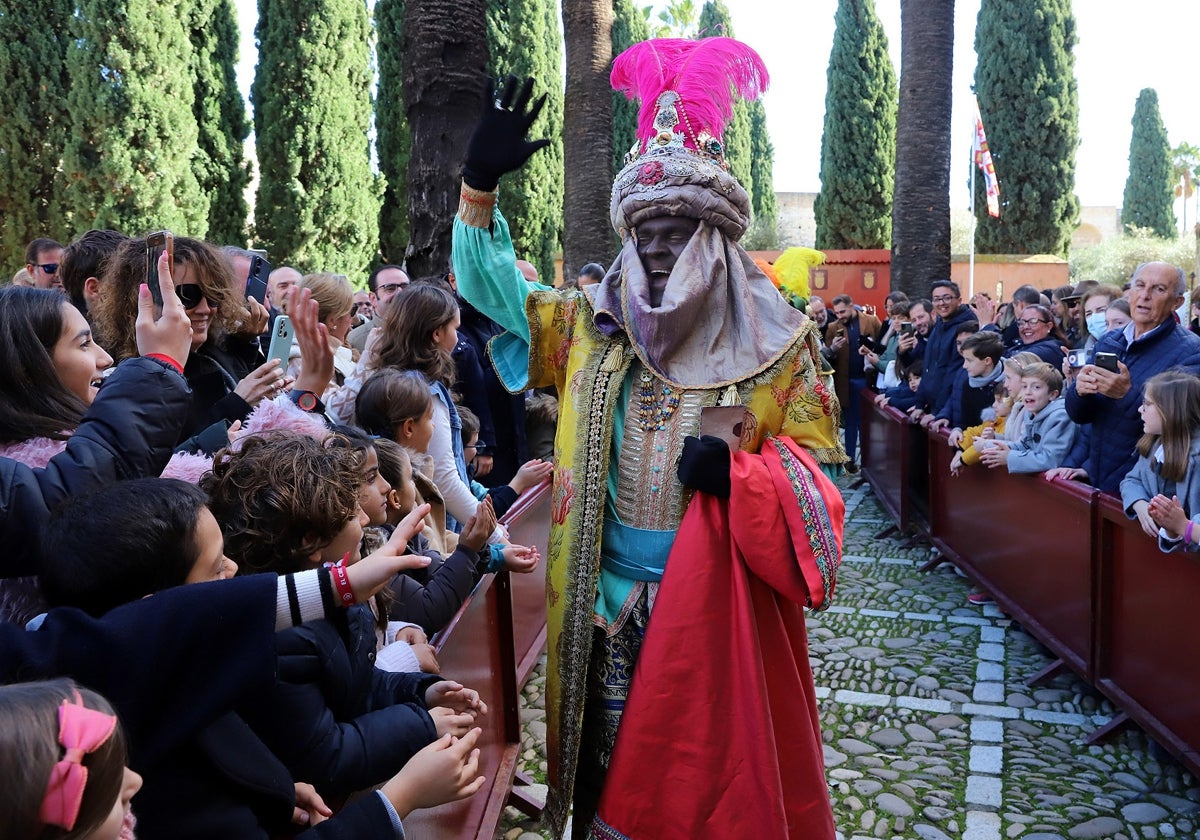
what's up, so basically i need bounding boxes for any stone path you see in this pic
[497,476,1199,840]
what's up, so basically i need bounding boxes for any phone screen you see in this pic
[145,231,174,308]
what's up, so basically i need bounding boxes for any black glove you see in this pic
[677,435,732,499]
[462,75,551,192]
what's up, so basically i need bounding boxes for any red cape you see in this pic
[595,437,843,840]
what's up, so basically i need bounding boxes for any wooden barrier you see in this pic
[860,405,1199,777]
[1094,494,1200,762]
[501,481,553,686]
[401,480,551,839]
[925,433,1096,682]
[860,395,910,533]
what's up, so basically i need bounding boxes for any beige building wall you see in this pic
[774,192,1122,252]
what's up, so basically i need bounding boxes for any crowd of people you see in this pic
[0,35,855,840]
[1,221,568,837]
[830,265,1200,601]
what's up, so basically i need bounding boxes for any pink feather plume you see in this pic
[611,37,770,152]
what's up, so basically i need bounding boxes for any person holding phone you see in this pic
[93,236,292,450]
[1047,262,1200,493]
[825,294,882,470]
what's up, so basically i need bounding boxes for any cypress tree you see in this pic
[253,0,380,276]
[376,0,411,264]
[612,0,649,178]
[696,1,752,201]
[973,0,1079,256]
[0,0,71,265]
[1122,89,1175,238]
[814,0,896,250]
[189,0,251,246]
[486,0,564,283]
[746,99,779,248]
[62,0,208,238]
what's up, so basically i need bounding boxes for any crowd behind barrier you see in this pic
[860,392,1200,778]
[401,478,551,839]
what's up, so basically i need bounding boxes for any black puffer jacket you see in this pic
[181,338,263,442]
[0,357,190,577]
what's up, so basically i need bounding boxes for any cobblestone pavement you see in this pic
[497,476,1199,840]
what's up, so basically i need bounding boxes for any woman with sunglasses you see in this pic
[94,236,289,447]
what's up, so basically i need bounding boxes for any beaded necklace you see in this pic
[636,369,680,431]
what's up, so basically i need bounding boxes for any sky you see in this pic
[234,1,1200,212]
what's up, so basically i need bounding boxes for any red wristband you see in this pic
[330,555,355,605]
[145,353,184,375]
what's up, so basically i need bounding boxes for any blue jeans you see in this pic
[844,377,866,462]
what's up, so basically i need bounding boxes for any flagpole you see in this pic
[969,122,977,300]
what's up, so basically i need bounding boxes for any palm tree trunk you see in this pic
[891,0,954,299]
[402,0,489,277]
[561,0,615,280]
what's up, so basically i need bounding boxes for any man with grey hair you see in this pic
[1048,261,1200,495]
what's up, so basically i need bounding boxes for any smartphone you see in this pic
[145,231,174,308]
[1066,348,1087,369]
[266,315,294,373]
[245,252,271,304]
[1094,352,1119,373]
[858,335,877,353]
[900,323,915,336]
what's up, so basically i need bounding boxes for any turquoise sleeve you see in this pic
[452,207,552,392]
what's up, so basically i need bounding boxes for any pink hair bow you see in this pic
[39,695,118,831]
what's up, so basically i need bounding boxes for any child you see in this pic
[341,428,533,639]
[935,330,1007,447]
[979,363,1075,474]
[458,405,554,518]
[1120,370,1200,551]
[949,381,1011,475]
[202,432,487,798]
[873,359,923,413]
[357,368,539,574]
[0,677,486,840]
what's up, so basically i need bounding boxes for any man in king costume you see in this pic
[453,38,845,839]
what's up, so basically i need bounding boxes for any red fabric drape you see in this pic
[595,439,842,840]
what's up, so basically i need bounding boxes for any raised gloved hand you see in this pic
[677,435,732,499]
[462,75,551,192]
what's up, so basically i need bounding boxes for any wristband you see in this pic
[145,353,184,375]
[486,542,506,574]
[329,555,355,605]
[1187,520,1195,546]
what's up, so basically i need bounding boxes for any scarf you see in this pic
[591,223,807,389]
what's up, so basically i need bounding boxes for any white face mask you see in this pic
[1086,312,1108,339]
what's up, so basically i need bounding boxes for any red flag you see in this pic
[973,99,1001,218]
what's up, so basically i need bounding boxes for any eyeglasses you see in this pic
[1016,318,1050,327]
[36,263,59,275]
[175,284,211,309]
[377,283,406,295]
[931,295,957,304]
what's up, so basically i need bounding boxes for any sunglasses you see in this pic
[175,284,211,309]
[37,263,59,274]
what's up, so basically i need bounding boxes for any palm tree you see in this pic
[401,0,489,277]
[1172,141,1200,234]
[561,0,616,279]
[890,0,955,299]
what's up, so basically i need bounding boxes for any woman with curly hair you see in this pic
[92,236,288,446]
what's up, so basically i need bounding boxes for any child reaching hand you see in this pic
[1120,370,1200,551]
[458,405,553,517]
[950,382,1011,476]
